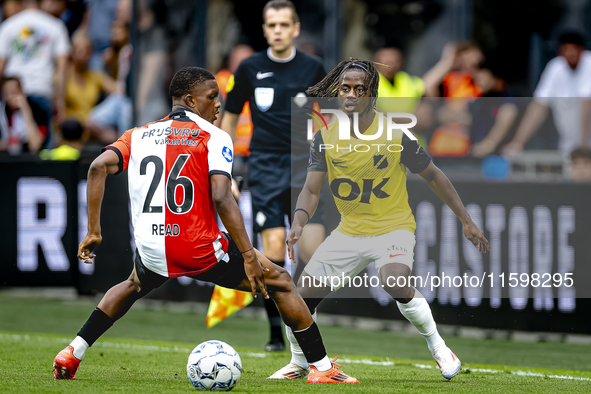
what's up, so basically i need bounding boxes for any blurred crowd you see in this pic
[0,0,131,160]
[0,0,589,181]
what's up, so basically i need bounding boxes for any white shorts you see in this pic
[304,229,416,290]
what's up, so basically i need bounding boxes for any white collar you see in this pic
[267,46,296,63]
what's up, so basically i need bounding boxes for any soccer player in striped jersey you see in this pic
[52,67,358,385]
[269,59,490,380]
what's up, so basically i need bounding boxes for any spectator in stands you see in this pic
[65,33,117,144]
[82,0,120,70]
[435,40,484,98]
[374,43,457,111]
[85,21,132,142]
[41,0,86,37]
[470,69,519,158]
[0,76,48,154]
[503,32,591,156]
[215,44,254,159]
[39,117,83,160]
[570,146,591,182]
[0,0,71,139]
[2,0,23,20]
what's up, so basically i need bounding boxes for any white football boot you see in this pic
[431,346,461,379]
[268,363,309,379]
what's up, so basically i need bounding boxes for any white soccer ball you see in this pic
[186,340,242,391]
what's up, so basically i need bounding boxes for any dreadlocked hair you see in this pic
[306,58,380,109]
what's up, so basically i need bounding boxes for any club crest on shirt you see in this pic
[373,154,389,169]
[254,87,274,112]
[222,146,233,162]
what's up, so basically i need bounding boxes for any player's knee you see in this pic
[268,266,293,293]
[384,282,413,300]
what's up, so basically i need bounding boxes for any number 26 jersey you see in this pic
[104,108,234,278]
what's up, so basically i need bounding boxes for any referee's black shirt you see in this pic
[224,47,326,155]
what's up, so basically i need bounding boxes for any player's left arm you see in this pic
[418,162,490,253]
[211,174,269,299]
[79,149,121,263]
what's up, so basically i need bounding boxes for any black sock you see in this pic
[264,259,285,343]
[292,322,327,364]
[77,307,115,346]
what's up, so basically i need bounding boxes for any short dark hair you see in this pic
[559,31,585,48]
[169,67,215,99]
[1,76,22,89]
[61,118,84,141]
[263,0,299,23]
[571,146,591,161]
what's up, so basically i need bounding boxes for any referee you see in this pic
[221,0,327,351]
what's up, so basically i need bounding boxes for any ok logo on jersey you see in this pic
[330,178,391,204]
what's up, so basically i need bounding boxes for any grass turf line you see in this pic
[1,294,590,392]
[1,331,590,394]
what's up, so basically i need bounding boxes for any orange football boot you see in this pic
[53,346,81,380]
[307,356,360,384]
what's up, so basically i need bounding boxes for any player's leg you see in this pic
[260,226,288,350]
[249,154,290,351]
[232,249,358,384]
[270,230,367,379]
[374,230,461,379]
[53,254,167,379]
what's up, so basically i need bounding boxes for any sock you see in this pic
[286,310,317,369]
[77,307,115,348]
[69,336,89,361]
[265,259,285,343]
[311,355,332,372]
[396,289,445,352]
[292,321,329,371]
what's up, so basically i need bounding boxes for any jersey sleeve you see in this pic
[224,63,252,114]
[308,130,328,172]
[400,133,431,173]
[53,22,71,57]
[102,129,133,175]
[207,131,233,179]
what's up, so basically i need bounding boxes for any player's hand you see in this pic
[78,233,102,263]
[463,221,490,253]
[243,250,269,299]
[286,224,303,264]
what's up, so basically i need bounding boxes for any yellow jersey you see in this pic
[308,112,431,236]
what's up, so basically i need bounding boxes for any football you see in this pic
[186,340,242,391]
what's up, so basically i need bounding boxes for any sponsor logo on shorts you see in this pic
[255,211,267,227]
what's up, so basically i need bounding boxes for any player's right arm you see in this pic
[79,129,132,263]
[287,130,328,262]
[78,149,121,263]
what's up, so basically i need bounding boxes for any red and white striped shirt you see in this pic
[105,108,233,277]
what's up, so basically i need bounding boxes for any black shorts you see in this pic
[134,233,247,291]
[248,151,327,232]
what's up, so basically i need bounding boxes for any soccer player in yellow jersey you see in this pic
[269,59,490,381]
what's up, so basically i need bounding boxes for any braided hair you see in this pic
[306,58,380,109]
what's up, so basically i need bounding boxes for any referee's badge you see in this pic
[254,87,274,112]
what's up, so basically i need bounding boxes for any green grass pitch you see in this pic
[1,292,590,393]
